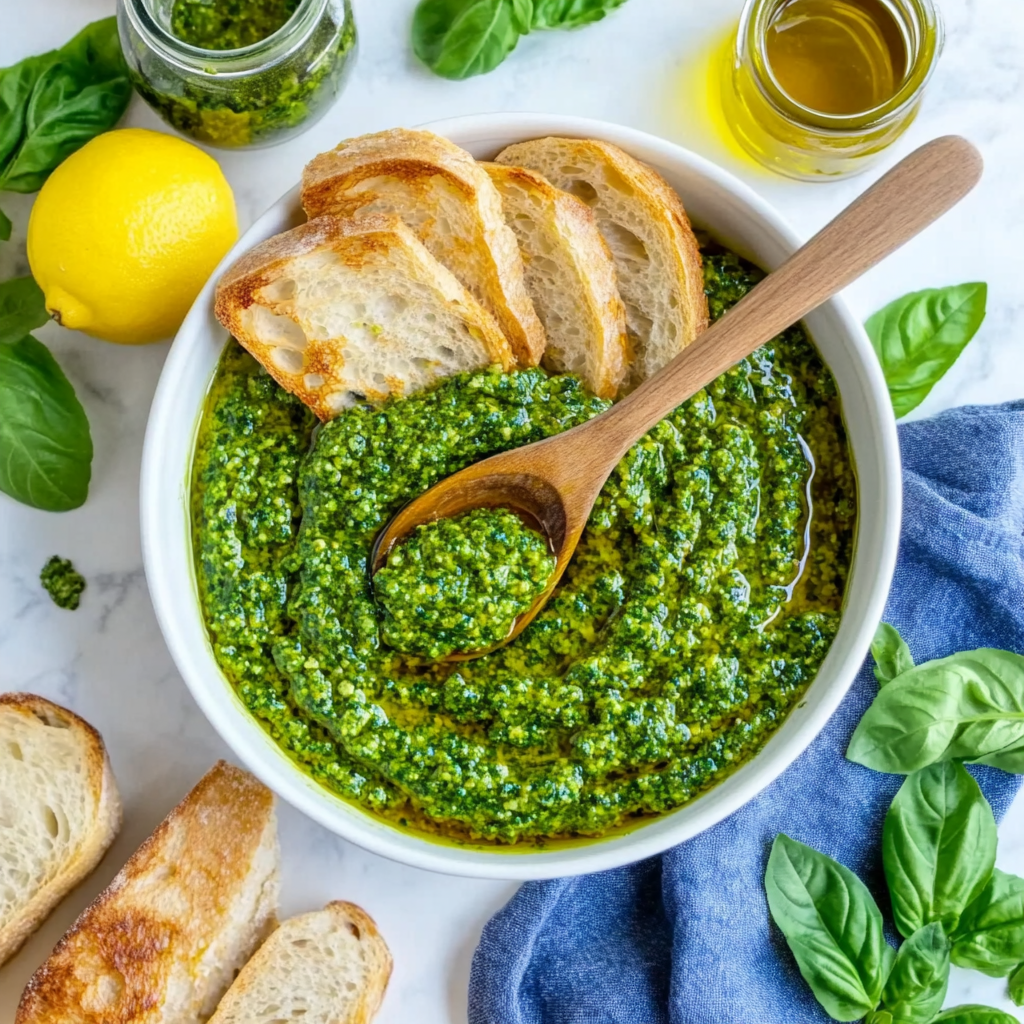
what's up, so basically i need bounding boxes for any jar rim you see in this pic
[735,0,944,134]
[120,0,334,74]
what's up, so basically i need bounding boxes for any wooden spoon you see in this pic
[371,136,983,659]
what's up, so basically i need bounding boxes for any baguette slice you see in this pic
[215,213,516,420]
[301,128,547,367]
[484,162,628,399]
[0,694,121,968]
[17,761,280,1024]
[495,138,708,388]
[208,902,392,1024]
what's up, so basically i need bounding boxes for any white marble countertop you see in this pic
[2,1,1023,1020]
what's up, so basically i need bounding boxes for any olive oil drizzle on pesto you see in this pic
[191,246,857,846]
[375,508,556,660]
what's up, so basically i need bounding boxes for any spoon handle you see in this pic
[591,135,983,457]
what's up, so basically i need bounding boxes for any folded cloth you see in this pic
[470,401,1024,1024]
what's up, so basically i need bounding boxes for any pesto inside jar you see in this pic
[121,0,356,149]
[375,508,556,660]
[190,244,857,846]
[170,0,300,50]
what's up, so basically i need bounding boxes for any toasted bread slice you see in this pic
[484,162,628,399]
[208,902,392,1024]
[301,128,547,367]
[215,213,516,419]
[17,761,280,1024]
[495,137,708,388]
[0,694,121,968]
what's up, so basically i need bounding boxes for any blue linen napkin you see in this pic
[470,400,1024,1024]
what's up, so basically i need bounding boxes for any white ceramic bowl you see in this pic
[141,113,901,880]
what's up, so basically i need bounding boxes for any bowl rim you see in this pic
[141,112,902,880]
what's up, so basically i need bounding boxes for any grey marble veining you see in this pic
[2,1,1024,1020]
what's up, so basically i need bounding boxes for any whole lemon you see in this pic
[28,128,238,345]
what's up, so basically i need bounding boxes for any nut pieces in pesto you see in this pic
[374,508,556,660]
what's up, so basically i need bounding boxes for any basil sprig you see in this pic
[848,627,1024,775]
[873,623,915,686]
[412,0,630,79]
[768,763,1024,1021]
[952,871,1024,978]
[766,834,893,1020]
[0,17,131,229]
[876,923,950,1024]
[883,763,997,939]
[866,283,987,419]
[931,1010,1021,1024]
[0,331,92,511]
[1008,963,1024,1007]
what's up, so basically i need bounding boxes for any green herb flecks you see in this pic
[375,508,555,659]
[866,283,987,419]
[40,555,86,610]
[170,0,301,50]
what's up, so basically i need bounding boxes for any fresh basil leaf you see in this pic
[0,207,9,241]
[531,0,628,29]
[879,923,950,1024]
[866,283,987,419]
[883,763,997,938]
[866,1013,895,1024]
[931,1006,1021,1024]
[412,0,529,80]
[0,334,91,511]
[1009,961,1024,1007]
[0,276,49,344]
[847,649,1024,774]
[952,870,1024,977]
[0,18,130,195]
[0,52,57,173]
[873,622,915,686]
[765,833,894,1021]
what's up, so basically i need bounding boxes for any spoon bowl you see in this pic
[370,135,982,660]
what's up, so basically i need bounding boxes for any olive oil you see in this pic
[721,0,941,179]
[765,0,906,115]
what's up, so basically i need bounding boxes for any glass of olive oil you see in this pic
[723,0,942,179]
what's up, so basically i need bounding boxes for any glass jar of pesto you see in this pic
[117,0,357,149]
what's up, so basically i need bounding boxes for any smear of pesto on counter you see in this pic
[374,508,556,660]
[41,556,86,610]
[170,0,300,50]
[190,245,857,846]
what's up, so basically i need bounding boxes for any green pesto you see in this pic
[126,1,355,148]
[190,244,857,846]
[170,0,300,50]
[375,509,556,660]
[40,556,85,611]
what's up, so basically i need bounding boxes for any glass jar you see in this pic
[117,0,357,150]
[722,0,942,180]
